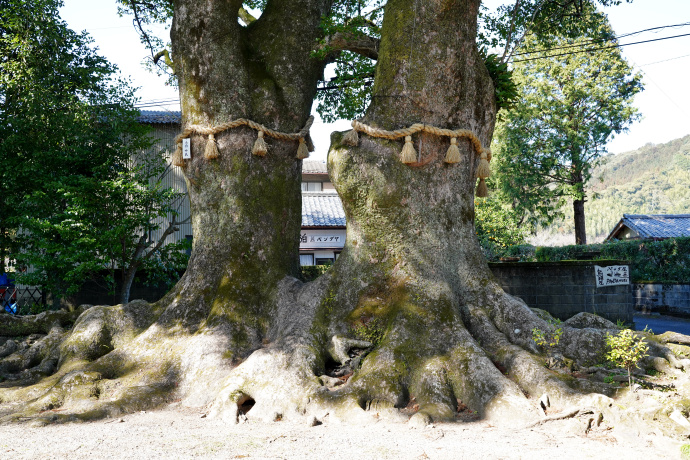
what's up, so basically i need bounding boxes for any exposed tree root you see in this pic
[2,143,690,452]
[2,272,690,450]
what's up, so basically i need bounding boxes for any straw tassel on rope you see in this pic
[204,133,219,159]
[477,150,491,178]
[475,149,492,198]
[252,131,268,157]
[400,136,417,164]
[173,115,314,162]
[444,137,461,164]
[172,142,184,167]
[476,178,489,198]
[296,138,309,159]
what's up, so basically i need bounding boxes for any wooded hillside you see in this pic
[541,134,690,242]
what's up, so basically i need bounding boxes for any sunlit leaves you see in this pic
[0,0,183,302]
[491,11,642,232]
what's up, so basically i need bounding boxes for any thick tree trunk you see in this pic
[573,198,587,245]
[2,1,688,436]
[206,0,616,425]
[161,0,332,339]
[316,0,544,423]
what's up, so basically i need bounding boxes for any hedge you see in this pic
[300,264,332,282]
[534,237,690,283]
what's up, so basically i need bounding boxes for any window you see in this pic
[315,258,334,266]
[301,182,322,192]
[300,254,314,266]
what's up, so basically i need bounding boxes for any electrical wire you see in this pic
[509,22,690,59]
[511,32,690,63]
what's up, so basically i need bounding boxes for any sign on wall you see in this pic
[594,265,630,288]
[299,230,346,249]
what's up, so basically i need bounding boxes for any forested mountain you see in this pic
[539,134,690,243]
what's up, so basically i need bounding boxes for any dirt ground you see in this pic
[0,402,683,460]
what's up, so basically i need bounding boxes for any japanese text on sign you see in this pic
[300,234,341,244]
[594,265,630,288]
[182,138,191,159]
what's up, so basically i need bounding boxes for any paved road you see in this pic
[634,314,690,336]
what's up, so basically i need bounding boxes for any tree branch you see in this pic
[153,49,175,73]
[238,6,257,26]
[320,31,380,60]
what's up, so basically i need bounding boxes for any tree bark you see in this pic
[1,0,686,431]
[574,198,587,245]
[163,0,333,338]
[119,264,139,305]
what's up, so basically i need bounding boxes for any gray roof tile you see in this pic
[302,160,328,174]
[621,214,690,239]
[138,110,181,124]
[302,192,346,227]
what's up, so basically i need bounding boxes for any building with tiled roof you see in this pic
[138,110,181,124]
[299,191,346,265]
[605,214,690,241]
[302,192,346,228]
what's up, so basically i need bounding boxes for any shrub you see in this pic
[605,329,649,388]
[300,265,332,282]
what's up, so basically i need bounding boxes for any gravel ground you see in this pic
[0,404,681,459]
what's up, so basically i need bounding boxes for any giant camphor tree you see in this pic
[3,0,689,433]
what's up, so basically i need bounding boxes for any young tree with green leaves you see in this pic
[475,196,529,260]
[492,11,643,244]
[3,0,684,433]
[0,0,187,306]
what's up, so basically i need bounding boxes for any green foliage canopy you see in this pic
[492,11,643,233]
[0,0,188,304]
[115,0,635,122]
[475,196,529,260]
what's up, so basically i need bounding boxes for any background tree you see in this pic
[475,197,530,260]
[492,11,643,244]
[0,0,187,306]
[4,1,686,439]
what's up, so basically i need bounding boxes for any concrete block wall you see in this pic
[633,284,690,316]
[489,261,633,324]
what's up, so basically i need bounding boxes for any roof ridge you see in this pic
[301,191,339,196]
[624,214,690,218]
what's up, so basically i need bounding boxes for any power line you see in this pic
[617,22,690,40]
[134,98,180,108]
[635,68,690,120]
[638,53,690,67]
[511,22,690,58]
[511,32,690,63]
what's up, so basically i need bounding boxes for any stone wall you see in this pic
[633,284,690,316]
[489,261,633,324]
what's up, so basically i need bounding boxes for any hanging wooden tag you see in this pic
[182,138,191,159]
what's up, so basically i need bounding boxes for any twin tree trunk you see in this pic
[170,0,493,336]
[2,0,629,425]
[167,0,546,422]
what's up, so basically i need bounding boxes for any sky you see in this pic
[60,0,690,161]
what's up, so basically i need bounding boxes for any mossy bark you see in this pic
[1,0,689,431]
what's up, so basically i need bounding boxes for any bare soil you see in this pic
[0,401,682,459]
